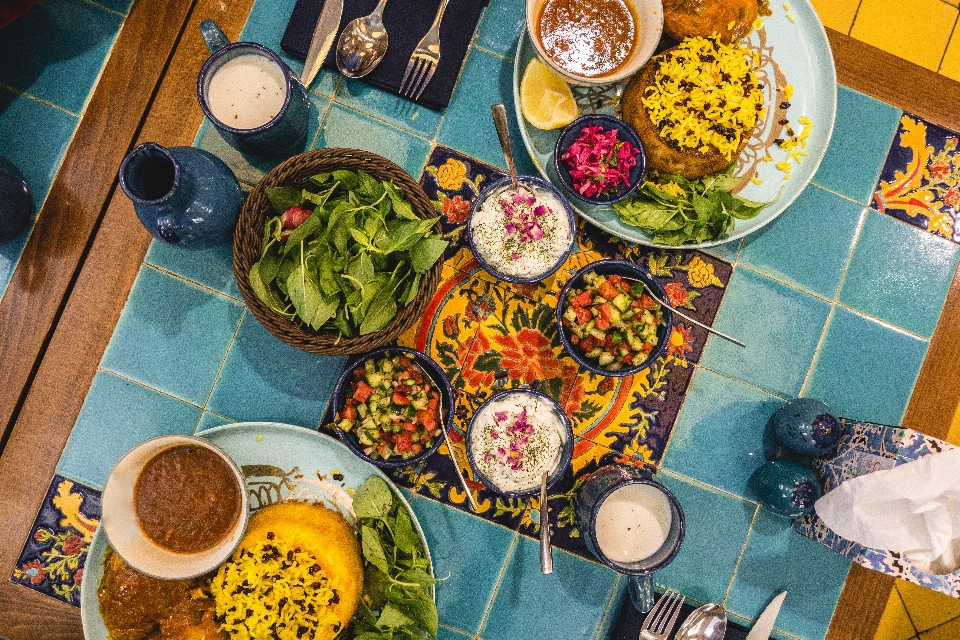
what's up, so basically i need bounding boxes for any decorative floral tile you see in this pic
[11,475,101,606]
[873,113,960,244]
[324,146,734,563]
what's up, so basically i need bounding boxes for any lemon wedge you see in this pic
[520,58,578,130]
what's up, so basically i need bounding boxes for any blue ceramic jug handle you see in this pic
[200,19,231,53]
[628,574,654,613]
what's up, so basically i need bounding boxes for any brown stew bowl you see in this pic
[234,149,443,355]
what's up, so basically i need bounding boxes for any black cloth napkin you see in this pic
[281,0,488,111]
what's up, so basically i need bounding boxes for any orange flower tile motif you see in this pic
[873,114,960,243]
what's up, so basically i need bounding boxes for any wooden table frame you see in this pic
[0,3,957,635]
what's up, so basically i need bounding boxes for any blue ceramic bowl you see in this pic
[332,347,453,469]
[554,114,646,205]
[556,259,673,377]
[466,175,576,284]
[465,389,573,498]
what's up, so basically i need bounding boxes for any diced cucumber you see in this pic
[586,348,603,358]
[598,352,615,366]
[411,397,428,410]
[338,418,353,431]
[366,371,384,387]
[612,293,631,312]
[357,403,368,419]
[589,327,606,341]
[563,307,578,323]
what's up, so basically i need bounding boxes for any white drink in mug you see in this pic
[207,53,287,130]
[594,483,673,564]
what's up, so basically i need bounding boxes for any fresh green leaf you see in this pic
[362,525,390,575]
[377,604,414,630]
[393,594,438,637]
[393,507,418,553]
[360,285,399,335]
[409,235,447,274]
[249,261,292,318]
[399,272,421,306]
[265,186,302,213]
[384,182,417,220]
[354,476,395,519]
[333,169,360,190]
[282,210,324,253]
[309,172,331,186]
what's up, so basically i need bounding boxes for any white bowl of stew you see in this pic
[525,0,664,86]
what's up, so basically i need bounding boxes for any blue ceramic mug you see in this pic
[574,464,685,612]
[197,20,309,157]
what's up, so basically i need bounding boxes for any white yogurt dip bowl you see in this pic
[467,176,576,284]
[466,389,573,497]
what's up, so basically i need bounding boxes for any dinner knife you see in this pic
[746,591,787,640]
[300,0,344,89]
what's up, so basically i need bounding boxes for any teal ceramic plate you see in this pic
[514,1,837,248]
[81,422,434,639]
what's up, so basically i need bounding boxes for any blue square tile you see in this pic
[660,368,781,499]
[436,49,535,176]
[655,473,756,605]
[205,313,345,427]
[474,0,526,58]
[813,86,901,205]
[838,210,960,338]
[336,79,442,138]
[0,230,31,301]
[804,306,928,425]
[314,104,432,178]
[594,578,627,640]
[411,496,516,635]
[481,536,618,640]
[699,268,831,398]
[739,186,866,299]
[725,510,851,640]
[196,410,233,432]
[438,627,474,640]
[240,0,340,98]
[0,87,78,204]
[56,371,201,489]
[702,240,741,264]
[0,0,122,114]
[100,266,244,406]
[145,240,241,299]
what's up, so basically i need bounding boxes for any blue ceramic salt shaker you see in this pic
[0,156,33,244]
[753,460,821,518]
[772,398,841,456]
[118,142,242,250]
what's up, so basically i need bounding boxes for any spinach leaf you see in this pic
[410,236,449,274]
[360,284,399,335]
[266,186,302,213]
[362,525,390,575]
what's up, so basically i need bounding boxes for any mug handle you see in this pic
[200,19,232,53]
[628,574,655,613]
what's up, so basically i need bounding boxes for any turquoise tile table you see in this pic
[3,1,960,639]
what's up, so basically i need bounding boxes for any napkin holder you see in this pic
[792,419,960,598]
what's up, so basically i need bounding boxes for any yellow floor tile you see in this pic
[850,0,958,71]
[809,0,862,33]
[876,586,920,640]
[898,579,960,632]
[919,617,960,639]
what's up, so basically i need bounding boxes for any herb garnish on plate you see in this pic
[249,170,448,337]
[613,169,777,246]
[353,476,439,640]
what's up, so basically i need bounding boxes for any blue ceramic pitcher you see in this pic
[118,142,242,250]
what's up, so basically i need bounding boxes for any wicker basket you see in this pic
[234,149,443,355]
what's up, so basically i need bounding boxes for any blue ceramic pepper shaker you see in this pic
[118,142,243,250]
[772,398,841,456]
[753,460,821,518]
[0,156,33,244]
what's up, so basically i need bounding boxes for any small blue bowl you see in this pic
[332,346,453,469]
[554,114,646,205]
[556,259,673,377]
[465,389,573,498]
[466,175,576,284]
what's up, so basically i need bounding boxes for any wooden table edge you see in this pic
[2,21,960,640]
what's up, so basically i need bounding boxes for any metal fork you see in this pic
[399,0,451,100]
[639,590,685,640]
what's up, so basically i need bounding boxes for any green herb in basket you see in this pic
[249,170,448,337]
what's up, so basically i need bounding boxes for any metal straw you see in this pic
[627,277,746,347]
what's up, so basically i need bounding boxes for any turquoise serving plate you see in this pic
[81,422,434,639]
[513,0,837,248]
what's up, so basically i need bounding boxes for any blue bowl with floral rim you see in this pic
[466,175,576,284]
[331,346,454,469]
[554,114,646,205]
[465,388,573,498]
[556,259,673,377]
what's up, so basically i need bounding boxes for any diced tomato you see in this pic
[396,432,413,452]
[580,337,597,352]
[607,274,623,286]
[570,334,580,345]
[411,443,423,455]
[603,333,615,350]
[599,303,614,321]
[392,392,410,406]
[404,368,423,384]
[352,381,373,403]
[417,410,437,432]
[352,366,366,380]
[598,280,619,300]
[640,295,657,309]
[398,356,412,368]
[574,306,592,324]
[427,393,439,410]
[622,352,635,364]
[595,316,610,330]
[641,342,653,354]
[571,291,593,307]
[401,422,417,432]
[619,280,631,292]
[342,405,355,422]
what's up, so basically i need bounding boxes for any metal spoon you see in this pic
[336,0,390,78]
[491,104,529,196]
[674,602,727,640]
[539,471,553,574]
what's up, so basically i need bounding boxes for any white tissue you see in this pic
[814,447,960,575]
